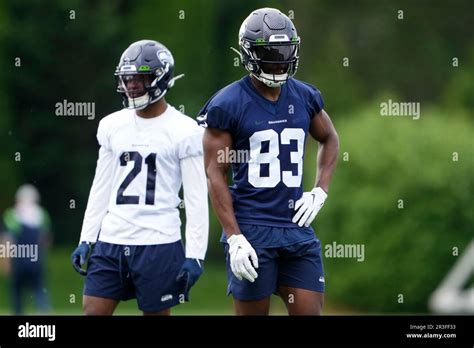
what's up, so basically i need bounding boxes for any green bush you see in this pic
[309,104,473,312]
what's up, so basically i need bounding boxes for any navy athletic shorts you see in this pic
[84,240,185,312]
[223,224,325,301]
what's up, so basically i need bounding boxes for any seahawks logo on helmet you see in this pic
[157,50,174,66]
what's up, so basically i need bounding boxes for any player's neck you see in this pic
[250,75,281,102]
[136,97,168,119]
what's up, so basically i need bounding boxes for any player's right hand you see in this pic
[71,242,91,276]
[227,234,258,282]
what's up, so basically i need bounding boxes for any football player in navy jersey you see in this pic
[198,8,339,315]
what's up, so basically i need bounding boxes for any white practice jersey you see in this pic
[79,105,209,260]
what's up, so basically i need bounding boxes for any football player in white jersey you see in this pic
[71,40,209,315]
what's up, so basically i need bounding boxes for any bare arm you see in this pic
[203,127,241,238]
[309,109,340,193]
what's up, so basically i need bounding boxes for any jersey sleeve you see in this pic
[202,105,238,132]
[2,208,19,236]
[79,141,114,244]
[177,126,204,160]
[197,90,239,133]
[96,118,111,150]
[180,154,209,260]
[305,84,325,118]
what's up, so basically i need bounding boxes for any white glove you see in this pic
[227,234,259,282]
[292,187,328,227]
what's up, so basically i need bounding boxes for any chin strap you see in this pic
[127,93,151,110]
[254,73,288,87]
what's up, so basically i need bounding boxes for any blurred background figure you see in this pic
[0,184,52,314]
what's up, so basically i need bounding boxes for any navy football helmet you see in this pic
[236,8,300,87]
[115,40,183,110]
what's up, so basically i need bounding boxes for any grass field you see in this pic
[0,247,354,315]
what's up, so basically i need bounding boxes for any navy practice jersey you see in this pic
[198,75,324,236]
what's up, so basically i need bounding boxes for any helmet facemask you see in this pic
[252,42,299,87]
[236,8,301,88]
[240,37,300,88]
[116,64,170,110]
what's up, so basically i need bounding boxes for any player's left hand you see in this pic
[292,187,328,227]
[71,241,91,276]
[176,258,204,300]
